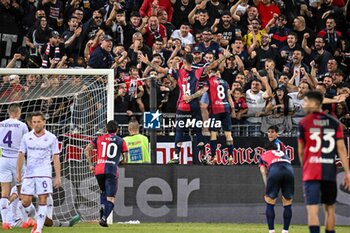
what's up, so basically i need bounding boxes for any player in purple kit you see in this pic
[202,69,234,165]
[84,120,128,227]
[259,142,294,233]
[298,91,350,233]
[16,112,61,233]
[0,103,28,230]
[167,51,231,164]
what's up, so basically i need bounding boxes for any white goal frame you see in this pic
[0,68,115,224]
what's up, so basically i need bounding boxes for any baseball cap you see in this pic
[50,30,60,38]
[102,35,113,41]
[9,75,19,81]
[192,46,202,53]
[276,85,288,92]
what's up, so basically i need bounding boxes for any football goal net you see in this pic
[0,68,114,222]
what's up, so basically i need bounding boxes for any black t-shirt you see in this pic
[172,0,196,28]
[216,23,237,44]
[293,27,315,47]
[205,1,227,21]
[192,20,213,35]
[252,47,280,70]
[221,68,239,86]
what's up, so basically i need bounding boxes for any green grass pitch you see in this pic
[7,223,350,233]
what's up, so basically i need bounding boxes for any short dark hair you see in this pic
[265,141,278,150]
[31,111,46,120]
[287,32,298,41]
[268,125,279,133]
[184,54,193,64]
[233,88,243,94]
[106,120,119,133]
[305,90,324,106]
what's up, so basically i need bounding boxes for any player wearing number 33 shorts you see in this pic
[85,120,128,227]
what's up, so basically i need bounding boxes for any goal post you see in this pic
[0,68,114,223]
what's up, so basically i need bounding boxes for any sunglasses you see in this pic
[94,16,102,19]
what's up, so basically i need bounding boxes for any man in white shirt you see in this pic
[246,79,267,124]
[0,103,28,230]
[16,111,61,233]
[288,82,310,124]
[170,22,195,47]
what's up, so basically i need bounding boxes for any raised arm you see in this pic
[302,33,312,55]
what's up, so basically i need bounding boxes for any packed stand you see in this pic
[1,0,350,135]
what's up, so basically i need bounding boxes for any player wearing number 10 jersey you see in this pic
[0,103,28,230]
[85,120,128,227]
[298,91,350,233]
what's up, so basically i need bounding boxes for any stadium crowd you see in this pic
[1,0,350,134]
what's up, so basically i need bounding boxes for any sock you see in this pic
[227,140,234,157]
[36,204,48,231]
[53,220,69,227]
[102,200,114,221]
[197,143,204,156]
[282,230,289,233]
[283,205,292,231]
[173,147,180,160]
[325,231,335,233]
[0,197,9,223]
[18,200,29,222]
[210,140,217,158]
[269,230,275,233]
[309,226,320,233]
[100,192,107,209]
[46,195,54,219]
[266,203,275,231]
[24,203,36,218]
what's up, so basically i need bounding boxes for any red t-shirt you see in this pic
[144,24,167,48]
[257,1,280,28]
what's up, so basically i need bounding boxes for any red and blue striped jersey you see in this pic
[259,150,291,170]
[173,67,204,111]
[298,112,344,181]
[91,133,128,176]
[205,76,231,114]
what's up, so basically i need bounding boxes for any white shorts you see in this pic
[0,157,19,183]
[21,177,53,196]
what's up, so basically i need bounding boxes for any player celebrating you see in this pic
[259,142,294,233]
[266,125,285,152]
[202,69,234,165]
[167,51,231,164]
[298,91,350,233]
[85,120,128,227]
[0,103,28,230]
[16,112,61,233]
